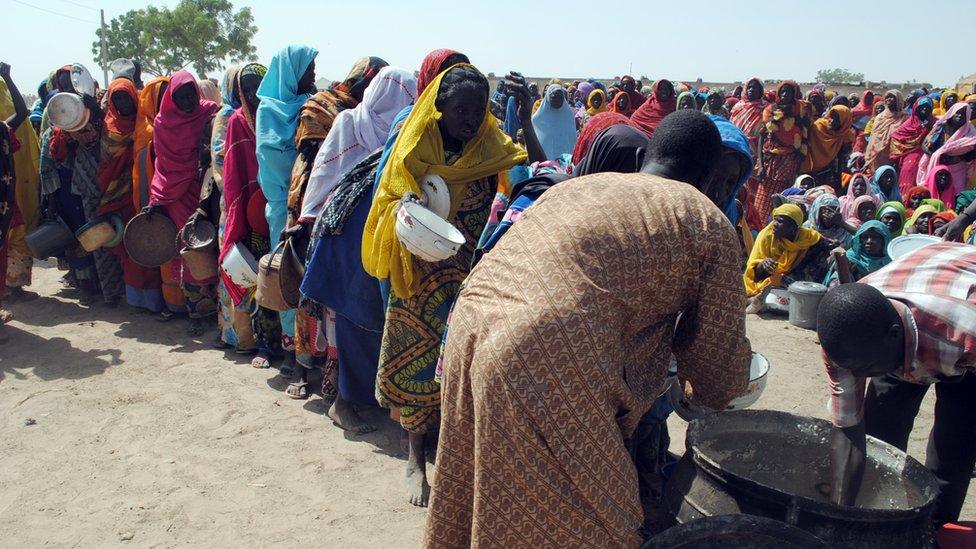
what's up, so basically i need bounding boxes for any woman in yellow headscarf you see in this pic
[744,204,823,311]
[362,63,526,506]
[0,78,40,295]
[933,89,960,117]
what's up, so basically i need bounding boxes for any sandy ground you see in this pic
[0,262,971,548]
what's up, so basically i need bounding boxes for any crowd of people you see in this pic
[1,46,974,547]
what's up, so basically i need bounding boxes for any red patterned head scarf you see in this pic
[571,111,632,165]
[417,49,468,95]
[96,78,139,216]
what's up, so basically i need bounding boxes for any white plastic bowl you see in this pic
[419,174,451,219]
[395,201,465,262]
[669,352,770,422]
[764,288,791,314]
[222,242,259,288]
[887,234,941,261]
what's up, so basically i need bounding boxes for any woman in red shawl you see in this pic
[901,185,931,218]
[631,79,676,138]
[730,77,769,228]
[619,75,646,112]
[609,90,631,116]
[571,111,631,167]
[889,97,935,195]
[96,78,165,313]
[148,70,219,335]
[749,80,809,229]
[217,63,279,364]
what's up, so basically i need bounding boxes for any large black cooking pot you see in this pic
[664,410,939,548]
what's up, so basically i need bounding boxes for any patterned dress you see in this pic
[425,173,751,548]
[375,175,495,434]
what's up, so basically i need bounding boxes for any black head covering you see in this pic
[574,125,651,176]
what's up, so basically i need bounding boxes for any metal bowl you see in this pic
[669,352,770,422]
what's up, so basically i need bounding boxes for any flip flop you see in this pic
[285,382,308,400]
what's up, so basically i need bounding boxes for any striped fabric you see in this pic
[826,242,976,427]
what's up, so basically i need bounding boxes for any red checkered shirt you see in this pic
[825,242,976,428]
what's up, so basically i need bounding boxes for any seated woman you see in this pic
[902,185,931,217]
[783,174,816,197]
[744,203,828,313]
[805,193,853,249]
[876,201,907,237]
[927,211,957,236]
[846,195,878,229]
[824,220,891,286]
[839,173,880,220]
[904,203,939,234]
[362,64,527,506]
[871,165,901,203]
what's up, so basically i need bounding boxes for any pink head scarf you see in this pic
[846,194,878,228]
[150,70,219,205]
[917,102,976,203]
[839,173,880,220]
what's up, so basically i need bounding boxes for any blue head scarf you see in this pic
[823,220,891,284]
[847,220,892,279]
[708,114,754,223]
[255,44,318,241]
[531,85,578,160]
[871,165,901,203]
[220,64,242,113]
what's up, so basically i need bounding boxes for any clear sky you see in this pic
[4,0,975,93]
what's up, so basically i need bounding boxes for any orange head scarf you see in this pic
[802,104,854,172]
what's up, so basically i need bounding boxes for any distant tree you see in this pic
[815,68,865,85]
[93,0,257,78]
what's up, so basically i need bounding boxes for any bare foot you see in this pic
[406,431,429,507]
[0,309,12,324]
[405,459,430,507]
[328,397,376,434]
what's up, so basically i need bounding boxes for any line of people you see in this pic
[2,49,975,546]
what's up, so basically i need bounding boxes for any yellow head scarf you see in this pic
[587,89,608,117]
[362,64,527,299]
[0,79,42,248]
[743,204,822,296]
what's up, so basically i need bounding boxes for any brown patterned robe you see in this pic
[425,173,751,548]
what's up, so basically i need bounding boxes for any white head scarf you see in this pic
[300,66,417,221]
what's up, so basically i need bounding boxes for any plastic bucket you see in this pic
[788,281,827,330]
